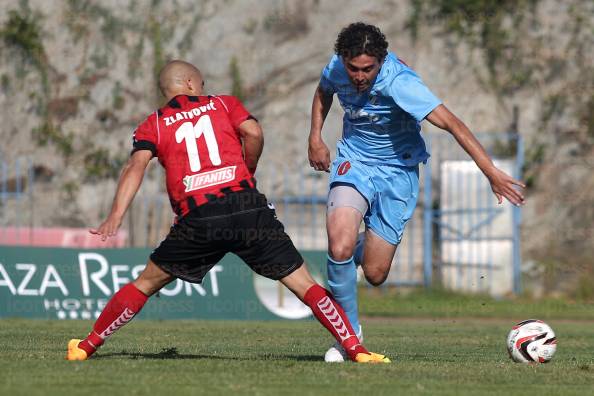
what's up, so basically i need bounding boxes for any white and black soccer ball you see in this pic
[506,319,557,363]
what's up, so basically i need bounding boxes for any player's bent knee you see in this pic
[365,274,388,287]
[328,244,355,262]
[364,269,389,287]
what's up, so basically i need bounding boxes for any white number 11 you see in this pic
[175,115,222,172]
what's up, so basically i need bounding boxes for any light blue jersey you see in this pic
[319,52,441,166]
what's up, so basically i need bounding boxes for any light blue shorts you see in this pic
[329,158,419,245]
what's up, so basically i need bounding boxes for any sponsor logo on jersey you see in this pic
[182,166,236,192]
[343,105,381,123]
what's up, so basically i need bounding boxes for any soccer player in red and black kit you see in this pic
[66,60,389,363]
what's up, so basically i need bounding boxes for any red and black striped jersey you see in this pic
[132,94,256,216]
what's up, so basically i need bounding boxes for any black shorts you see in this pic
[150,189,303,283]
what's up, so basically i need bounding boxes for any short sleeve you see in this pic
[131,113,157,157]
[319,68,336,95]
[216,96,254,130]
[318,55,339,95]
[385,69,442,122]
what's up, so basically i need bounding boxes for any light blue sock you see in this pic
[327,255,360,333]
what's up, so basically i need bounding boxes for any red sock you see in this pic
[78,283,148,357]
[303,284,369,361]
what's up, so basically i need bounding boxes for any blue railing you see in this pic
[423,132,523,296]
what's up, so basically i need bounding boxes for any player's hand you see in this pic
[308,137,330,172]
[485,166,526,206]
[89,214,123,241]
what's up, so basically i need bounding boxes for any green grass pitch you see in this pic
[1,317,593,396]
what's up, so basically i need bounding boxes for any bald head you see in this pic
[158,60,204,100]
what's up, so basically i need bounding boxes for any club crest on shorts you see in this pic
[337,161,351,176]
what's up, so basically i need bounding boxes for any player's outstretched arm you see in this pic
[426,104,525,206]
[89,150,153,240]
[238,119,263,176]
[308,84,333,172]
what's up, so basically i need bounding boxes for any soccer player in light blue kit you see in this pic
[308,23,526,362]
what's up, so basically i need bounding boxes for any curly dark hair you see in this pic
[334,22,388,61]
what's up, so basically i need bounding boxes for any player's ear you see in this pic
[187,78,203,95]
[186,78,195,92]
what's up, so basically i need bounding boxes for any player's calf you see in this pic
[134,259,176,295]
[68,282,149,360]
[67,260,172,360]
[281,265,389,363]
[359,231,396,286]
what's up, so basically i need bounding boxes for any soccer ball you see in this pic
[506,319,557,363]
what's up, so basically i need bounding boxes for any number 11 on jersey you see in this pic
[175,115,222,172]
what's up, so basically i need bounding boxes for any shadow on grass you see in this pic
[97,347,232,360]
[97,347,322,362]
